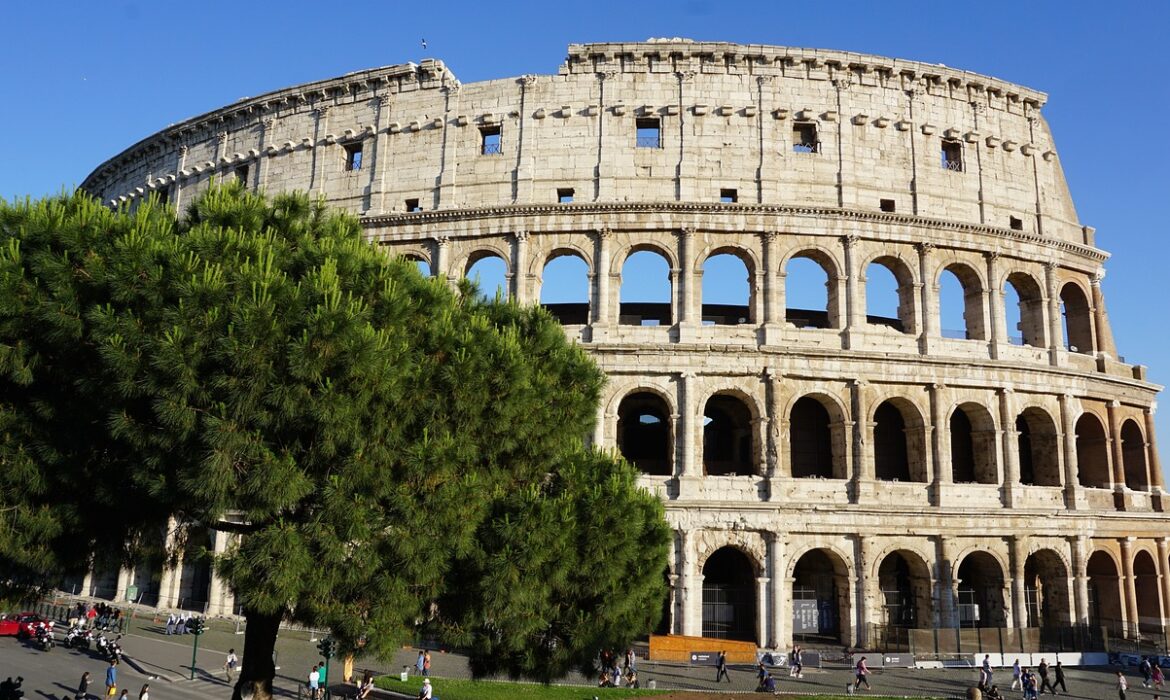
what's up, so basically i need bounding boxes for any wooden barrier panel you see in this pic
[649,634,757,663]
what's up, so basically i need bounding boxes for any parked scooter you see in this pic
[63,625,91,650]
[31,623,54,651]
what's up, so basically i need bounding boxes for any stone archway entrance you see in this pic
[1087,551,1123,632]
[956,552,1007,628]
[878,551,934,629]
[702,547,757,642]
[792,549,849,644]
[1023,549,1071,628]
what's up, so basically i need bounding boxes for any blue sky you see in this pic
[3,0,1168,471]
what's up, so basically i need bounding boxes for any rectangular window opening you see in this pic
[941,140,963,172]
[880,198,896,213]
[480,126,502,155]
[234,165,249,187]
[405,198,421,212]
[1009,216,1023,231]
[636,118,661,148]
[720,188,738,204]
[344,143,363,171]
[557,188,575,204]
[793,123,819,153]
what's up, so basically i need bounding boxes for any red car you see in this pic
[0,612,47,638]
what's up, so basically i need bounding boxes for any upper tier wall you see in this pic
[81,42,1084,246]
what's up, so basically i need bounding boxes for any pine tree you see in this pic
[0,184,669,699]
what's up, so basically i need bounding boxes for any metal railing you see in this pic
[481,142,502,155]
[942,158,965,172]
[793,141,820,154]
[868,623,1114,657]
[636,136,661,148]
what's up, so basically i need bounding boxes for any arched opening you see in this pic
[878,551,933,629]
[1075,413,1111,488]
[703,394,755,476]
[956,552,1007,628]
[792,549,849,643]
[177,527,213,612]
[616,392,673,476]
[790,396,841,479]
[540,252,591,325]
[939,264,986,340]
[1121,420,1149,491]
[1017,408,1061,487]
[785,252,837,329]
[465,252,508,301]
[620,249,672,326]
[702,547,757,642]
[1133,551,1163,634]
[950,403,997,484]
[873,400,926,482]
[1023,550,1071,628]
[701,251,753,325]
[865,257,916,334]
[1060,283,1093,354]
[1004,272,1046,347]
[402,253,432,277]
[1086,551,1123,630]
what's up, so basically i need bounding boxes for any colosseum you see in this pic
[80,40,1167,659]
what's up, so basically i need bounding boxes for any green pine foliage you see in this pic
[0,183,670,696]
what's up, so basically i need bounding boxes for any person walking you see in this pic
[981,654,993,689]
[164,613,175,636]
[854,656,871,691]
[224,648,239,682]
[423,650,432,677]
[715,650,731,683]
[137,684,148,700]
[1140,657,1154,687]
[308,664,320,700]
[1011,659,1022,690]
[792,645,804,679]
[1038,658,1055,695]
[1053,661,1067,694]
[1118,670,1129,700]
[1153,662,1165,690]
[75,672,90,700]
[105,661,117,698]
[415,650,425,677]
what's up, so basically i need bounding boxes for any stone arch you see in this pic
[464,247,511,300]
[863,253,918,335]
[699,246,756,325]
[1059,281,1094,354]
[529,243,594,279]
[789,393,848,479]
[949,401,999,484]
[538,249,591,325]
[872,397,928,483]
[955,550,1008,628]
[702,389,760,476]
[937,261,988,340]
[702,546,759,642]
[618,245,674,326]
[1023,548,1071,627]
[1017,406,1061,487]
[1003,270,1047,348]
[1121,419,1149,491]
[790,546,852,643]
[616,389,675,476]
[876,549,935,629]
[1133,549,1163,634]
[1086,549,1123,629]
[783,247,842,329]
[1075,412,1111,488]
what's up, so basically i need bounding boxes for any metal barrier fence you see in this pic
[868,623,1126,658]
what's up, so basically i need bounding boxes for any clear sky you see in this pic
[3,0,1168,473]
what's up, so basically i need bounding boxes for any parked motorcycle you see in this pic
[63,625,91,650]
[32,624,54,651]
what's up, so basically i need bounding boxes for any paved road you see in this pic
[1,622,1160,700]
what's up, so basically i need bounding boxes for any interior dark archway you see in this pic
[1017,408,1061,486]
[1023,549,1070,628]
[702,547,757,642]
[1075,413,1111,489]
[703,394,755,476]
[617,392,673,476]
[956,552,1007,628]
[792,549,849,643]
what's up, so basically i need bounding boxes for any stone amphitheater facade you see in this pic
[82,41,1168,654]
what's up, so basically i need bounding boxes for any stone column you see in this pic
[206,530,234,616]
[767,532,787,649]
[594,228,613,332]
[309,108,328,193]
[850,379,871,503]
[80,571,94,598]
[174,145,189,210]
[435,85,460,208]
[937,536,959,628]
[1070,535,1091,625]
[678,529,700,637]
[928,383,946,505]
[371,95,391,213]
[1059,393,1082,510]
[855,535,874,647]
[434,236,452,283]
[985,252,1004,359]
[1108,400,1126,492]
[842,235,863,349]
[1045,262,1063,366]
[677,372,699,494]
[1145,407,1164,490]
[765,369,783,483]
[756,576,770,647]
[1090,270,1113,357]
[1009,535,1028,628]
[514,75,537,203]
[1121,537,1139,634]
[917,242,937,354]
[998,388,1020,507]
[763,231,782,343]
[114,567,132,603]
[677,228,696,340]
[511,231,530,305]
[156,518,181,609]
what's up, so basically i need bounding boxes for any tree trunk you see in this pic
[232,608,282,700]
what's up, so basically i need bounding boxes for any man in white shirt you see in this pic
[417,678,432,700]
[224,649,239,682]
[308,665,320,700]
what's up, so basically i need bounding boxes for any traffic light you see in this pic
[187,617,206,636]
[317,637,336,659]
